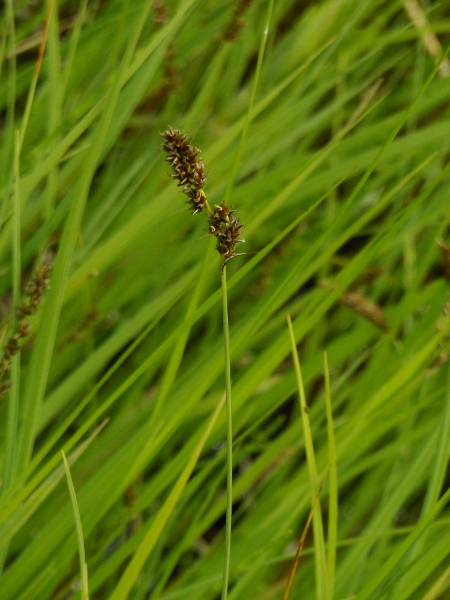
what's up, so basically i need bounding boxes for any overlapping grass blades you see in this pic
[1,0,450,599]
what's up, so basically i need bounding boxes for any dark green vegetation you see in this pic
[1,0,450,598]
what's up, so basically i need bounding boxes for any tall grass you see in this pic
[1,0,450,599]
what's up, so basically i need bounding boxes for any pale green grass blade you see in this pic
[288,315,326,600]
[62,450,89,600]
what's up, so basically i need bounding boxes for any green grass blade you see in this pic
[0,420,107,548]
[324,352,337,600]
[3,130,21,492]
[19,0,53,149]
[354,485,450,600]
[44,0,62,218]
[222,0,274,207]
[15,0,157,472]
[108,392,226,600]
[60,0,89,102]
[62,450,89,600]
[288,314,327,600]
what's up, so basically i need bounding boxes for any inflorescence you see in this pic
[161,127,245,264]
[208,203,244,264]
[161,127,208,215]
[0,264,51,399]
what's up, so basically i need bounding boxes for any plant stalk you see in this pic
[221,264,233,600]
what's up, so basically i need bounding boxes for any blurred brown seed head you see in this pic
[0,263,52,399]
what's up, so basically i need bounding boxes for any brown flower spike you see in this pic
[162,128,245,264]
[161,127,208,215]
[208,203,245,264]
[0,264,51,398]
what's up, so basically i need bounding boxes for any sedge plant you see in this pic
[3,1,450,599]
[162,126,244,599]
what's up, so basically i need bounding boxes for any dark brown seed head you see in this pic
[161,128,208,214]
[208,203,245,264]
[161,129,246,265]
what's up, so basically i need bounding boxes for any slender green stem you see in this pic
[217,13,274,587]
[221,264,233,600]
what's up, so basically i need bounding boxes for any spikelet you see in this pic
[161,127,208,214]
[208,203,245,264]
[162,127,246,265]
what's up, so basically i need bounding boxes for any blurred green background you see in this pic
[1,0,450,598]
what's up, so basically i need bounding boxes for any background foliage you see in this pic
[1,0,450,598]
